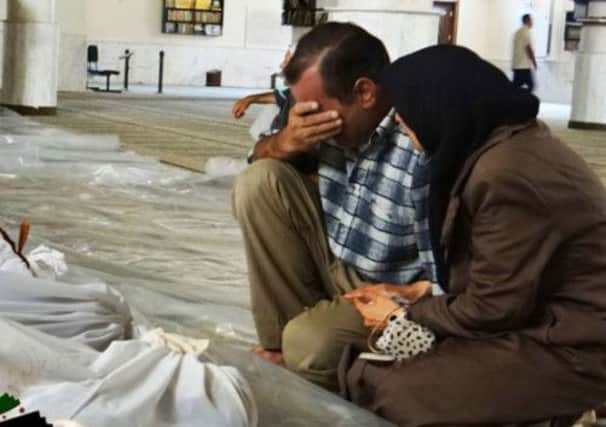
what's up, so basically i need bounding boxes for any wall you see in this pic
[320,0,434,11]
[2,0,298,91]
[0,0,85,91]
[57,0,87,91]
[457,0,576,103]
[1,0,579,98]
[84,0,298,88]
[1,0,59,108]
[320,0,440,61]
[59,0,438,90]
[456,0,489,56]
[0,0,5,86]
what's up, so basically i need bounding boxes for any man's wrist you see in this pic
[251,131,292,162]
[268,131,295,161]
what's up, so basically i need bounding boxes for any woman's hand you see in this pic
[347,293,402,329]
[345,281,432,329]
[345,281,432,303]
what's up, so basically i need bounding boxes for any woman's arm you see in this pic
[408,171,562,338]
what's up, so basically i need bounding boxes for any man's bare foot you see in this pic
[252,345,284,365]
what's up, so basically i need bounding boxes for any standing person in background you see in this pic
[512,14,538,92]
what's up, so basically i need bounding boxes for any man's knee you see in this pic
[232,159,296,219]
[282,298,367,375]
[282,308,342,374]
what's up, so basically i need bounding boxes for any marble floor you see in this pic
[1,105,389,427]
[31,90,260,172]
[30,91,606,182]
[538,103,606,184]
[18,90,606,426]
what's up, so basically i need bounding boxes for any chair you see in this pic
[87,45,121,93]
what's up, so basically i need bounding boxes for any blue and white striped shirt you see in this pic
[257,104,439,292]
[318,113,439,290]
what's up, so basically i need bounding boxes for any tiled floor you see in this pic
[19,90,606,427]
[538,103,606,184]
[32,90,258,172]
[31,91,606,182]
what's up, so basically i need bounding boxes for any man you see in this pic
[232,22,436,391]
[512,14,538,92]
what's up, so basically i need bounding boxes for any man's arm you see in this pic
[526,45,537,70]
[252,102,342,161]
[233,92,276,119]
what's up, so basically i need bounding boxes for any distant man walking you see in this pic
[512,14,537,92]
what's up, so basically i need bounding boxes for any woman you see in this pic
[344,45,606,426]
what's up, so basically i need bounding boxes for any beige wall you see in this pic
[82,0,297,88]
[456,0,576,103]
[0,0,86,91]
[1,0,579,99]
[457,0,565,59]
[456,0,489,56]
[82,0,296,50]
[0,0,5,81]
[56,0,87,91]
[58,0,86,34]
[320,0,434,10]
[2,0,298,90]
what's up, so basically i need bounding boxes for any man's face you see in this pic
[290,66,370,147]
[527,17,533,28]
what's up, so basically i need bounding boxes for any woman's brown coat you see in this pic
[346,121,606,427]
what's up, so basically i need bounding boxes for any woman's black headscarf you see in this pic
[380,45,539,287]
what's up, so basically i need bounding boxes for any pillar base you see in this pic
[568,120,606,131]
[1,22,59,108]
[2,104,57,116]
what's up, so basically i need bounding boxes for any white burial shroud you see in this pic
[0,317,257,427]
[0,234,257,427]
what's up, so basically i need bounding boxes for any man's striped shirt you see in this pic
[318,113,439,290]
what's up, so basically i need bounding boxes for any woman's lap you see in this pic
[345,334,606,427]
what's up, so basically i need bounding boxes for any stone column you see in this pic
[317,0,441,60]
[2,0,59,114]
[569,0,606,129]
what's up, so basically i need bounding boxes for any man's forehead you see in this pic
[290,66,325,103]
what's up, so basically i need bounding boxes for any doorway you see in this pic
[434,1,458,45]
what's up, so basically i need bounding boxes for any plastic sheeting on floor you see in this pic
[0,108,394,427]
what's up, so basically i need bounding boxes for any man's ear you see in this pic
[353,77,378,109]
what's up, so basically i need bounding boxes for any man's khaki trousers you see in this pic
[232,159,371,390]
